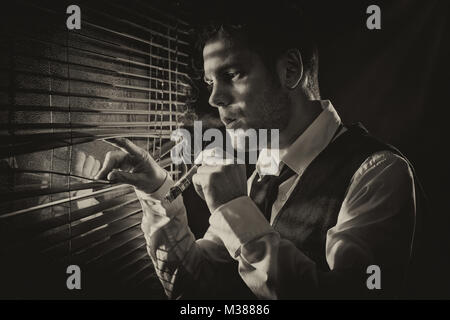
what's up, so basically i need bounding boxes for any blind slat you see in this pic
[68,225,143,264]
[1,0,189,295]
[118,257,153,285]
[81,3,190,45]
[0,185,132,218]
[0,48,190,87]
[37,214,142,260]
[0,190,136,238]
[5,105,184,116]
[87,235,145,267]
[0,131,173,158]
[1,206,142,254]
[3,122,178,130]
[0,181,115,202]
[0,87,186,105]
[112,247,148,275]
[1,67,189,96]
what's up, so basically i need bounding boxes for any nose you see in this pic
[208,83,231,109]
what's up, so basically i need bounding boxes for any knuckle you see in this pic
[141,150,150,161]
[197,166,205,174]
[115,138,127,147]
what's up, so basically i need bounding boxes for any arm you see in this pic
[137,175,255,299]
[94,138,250,299]
[206,151,416,299]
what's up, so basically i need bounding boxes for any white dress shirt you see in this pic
[136,100,416,299]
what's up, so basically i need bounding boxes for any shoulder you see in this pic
[343,150,416,211]
[351,150,414,187]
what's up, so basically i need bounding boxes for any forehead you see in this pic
[203,36,254,76]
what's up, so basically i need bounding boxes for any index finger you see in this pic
[104,138,146,158]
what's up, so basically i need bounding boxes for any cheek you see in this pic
[233,76,279,125]
[233,82,253,108]
[231,83,256,115]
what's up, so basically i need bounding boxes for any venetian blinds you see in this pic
[0,0,192,298]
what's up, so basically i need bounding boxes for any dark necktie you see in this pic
[250,164,296,221]
[250,124,343,221]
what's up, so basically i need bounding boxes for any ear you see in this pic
[279,49,303,90]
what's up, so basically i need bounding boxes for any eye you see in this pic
[226,71,241,81]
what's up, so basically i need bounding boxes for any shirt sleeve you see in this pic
[212,150,416,299]
[136,173,238,299]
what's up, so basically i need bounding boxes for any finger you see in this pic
[107,169,138,186]
[104,138,146,159]
[195,146,235,166]
[119,155,134,172]
[83,155,96,178]
[192,173,205,200]
[73,151,86,176]
[196,164,220,174]
[92,159,101,178]
[95,151,122,180]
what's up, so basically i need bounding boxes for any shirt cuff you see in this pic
[210,196,275,258]
[134,172,173,201]
[134,173,185,218]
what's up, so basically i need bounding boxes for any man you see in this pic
[95,3,418,299]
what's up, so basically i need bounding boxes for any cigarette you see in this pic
[164,165,199,202]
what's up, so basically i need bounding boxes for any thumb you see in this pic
[107,170,138,186]
[191,173,205,201]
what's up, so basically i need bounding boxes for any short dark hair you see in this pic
[193,0,320,98]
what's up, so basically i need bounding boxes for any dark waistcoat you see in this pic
[272,123,400,271]
[187,123,423,299]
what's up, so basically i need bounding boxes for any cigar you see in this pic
[164,165,199,202]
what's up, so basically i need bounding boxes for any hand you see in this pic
[72,151,102,210]
[73,151,101,181]
[192,164,247,212]
[95,138,167,194]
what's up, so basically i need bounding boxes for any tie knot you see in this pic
[250,164,296,221]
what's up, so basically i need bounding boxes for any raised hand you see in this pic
[191,148,247,212]
[95,138,168,194]
[72,151,102,210]
[73,151,101,181]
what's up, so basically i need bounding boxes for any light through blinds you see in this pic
[0,0,192,298]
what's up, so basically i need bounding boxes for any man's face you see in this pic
[203,35,290,132]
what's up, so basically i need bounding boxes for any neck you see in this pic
[278,99,323,149]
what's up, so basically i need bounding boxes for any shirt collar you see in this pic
[256,100,342,177]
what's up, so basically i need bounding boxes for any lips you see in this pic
[222,116,237,128]
[220,111,245,129]
[227,119,244,130]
